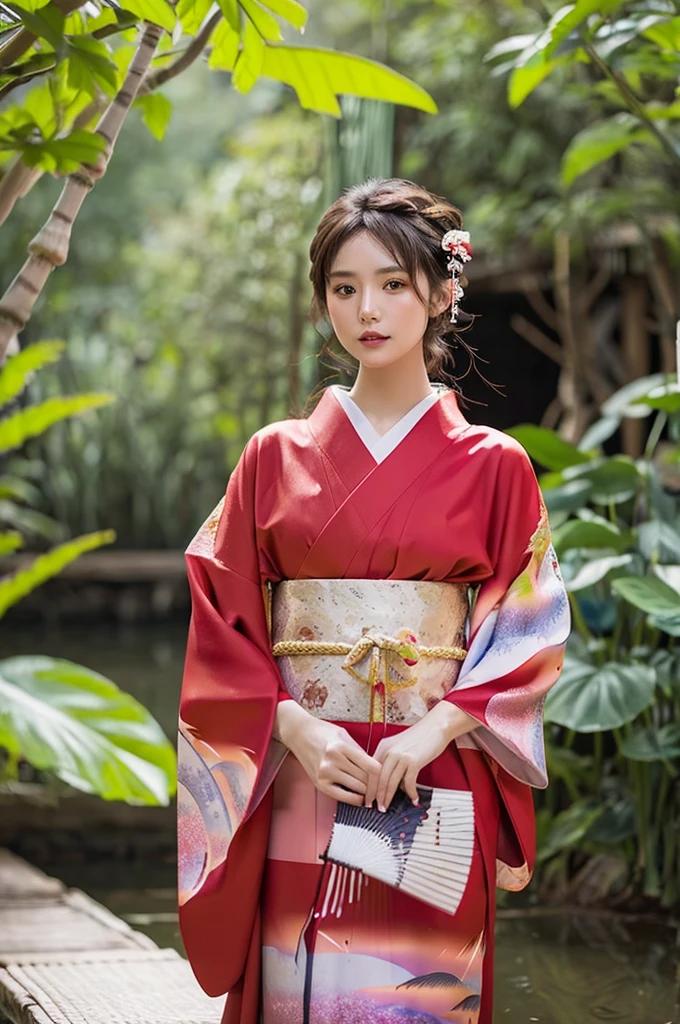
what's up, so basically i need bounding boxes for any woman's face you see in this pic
[325,230,447,369]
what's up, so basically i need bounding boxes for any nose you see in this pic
[359,286,381,323]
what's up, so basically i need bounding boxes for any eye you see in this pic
[333,284,355,296]
[386,279,406,291]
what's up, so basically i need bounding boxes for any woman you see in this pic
[178,178,570,1024]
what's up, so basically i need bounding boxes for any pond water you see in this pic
[2,622,677,1023]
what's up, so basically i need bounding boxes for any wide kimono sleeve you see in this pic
[177,434,285,1000]
[447,437,571,789]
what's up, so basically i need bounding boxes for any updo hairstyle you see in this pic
[308,177,477,385]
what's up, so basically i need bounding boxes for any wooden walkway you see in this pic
[0,849,224,1024]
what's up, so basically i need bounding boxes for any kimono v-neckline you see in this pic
[330,385,442,464]
[299,385,470,578]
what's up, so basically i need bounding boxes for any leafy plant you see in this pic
[0,342,176,805]
[509,374,680,906]
[0,0,439,367]
[486,0,680,184]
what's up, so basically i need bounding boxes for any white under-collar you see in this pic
[331,385,442,463]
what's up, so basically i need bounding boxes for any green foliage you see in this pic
[258,45,437,116]
[506,425,592,471]
[0,340,65,406]
[0,656,176,803]
[0,393,114,453]
[486,0,680,186]
[21,103,324,547]
[0,0,437,181]
[0,529,115,617]
[516,374,680,904]
[0,345,175,806]
[135,92,172,140]
[561,114,653,186]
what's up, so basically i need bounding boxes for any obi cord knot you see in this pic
[272,632,467,725]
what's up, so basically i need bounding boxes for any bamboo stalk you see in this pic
[140,9,221,94]
[0,98,106,228]
[0,158,43,228]
[0,7,212,226]
[0,21,163,360]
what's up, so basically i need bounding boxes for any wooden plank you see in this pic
[1,950,178,967]
[0,899,151,964]
[0,968,55,1024]
[0,955,224,1024]
[0,853,63,903]
[61,891,156,949]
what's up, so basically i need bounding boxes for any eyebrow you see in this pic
[328,264,406,279]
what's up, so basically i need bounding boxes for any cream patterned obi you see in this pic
[270,579,469,726]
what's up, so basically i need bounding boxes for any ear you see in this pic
[429,283,451,319]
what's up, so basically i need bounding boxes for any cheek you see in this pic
[399,294,429,323]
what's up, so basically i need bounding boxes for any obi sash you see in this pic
[270,578,470,727]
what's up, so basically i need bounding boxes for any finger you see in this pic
[334,755,373,785]
[325,784,364,806]
[344,745,382,778]
[401,764,420,805]
[331,770,367,795]
[376,755,401,811]
[381,761,407,811]
[363,766,379,808]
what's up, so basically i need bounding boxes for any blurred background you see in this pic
[1,1,679,1021]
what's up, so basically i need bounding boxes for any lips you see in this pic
[359,333,389,342]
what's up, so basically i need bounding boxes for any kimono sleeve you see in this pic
[177,435,283,997]
[446,438,570,789]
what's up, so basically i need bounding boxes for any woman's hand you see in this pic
[274,701,381,805]
[368,702,479,811]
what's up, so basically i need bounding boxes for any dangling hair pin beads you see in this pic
[441,229,472,325]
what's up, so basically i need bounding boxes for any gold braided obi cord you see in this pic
[270,578,469,726]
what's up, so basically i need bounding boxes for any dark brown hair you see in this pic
[308,177,479,389]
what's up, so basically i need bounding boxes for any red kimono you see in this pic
[178,386,570,1024]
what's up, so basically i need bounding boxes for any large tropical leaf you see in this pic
[0,530,115,618]
[537,799,605,863]
[563,455,640,504]
[601,373,668,420]
[552,517,627,555]
[637,521,680,563]
[505,424,592,471]
[117,0,176,32]
[564,553,632,592]
[545,655,657,732]
[541,478,592,513]
[0,340,65,409]
[0,393,114,454]
[578,415,619,451]
[561,115,652,186]
[632,382,680,414]
[0,656,176,804]
[260,45,438,117]
[260,0,306,31]
[611,575,680,618]
[620,724,680,764]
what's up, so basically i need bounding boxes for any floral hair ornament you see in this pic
[441,229,472,325]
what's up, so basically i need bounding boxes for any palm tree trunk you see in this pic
[0,21,163,361]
